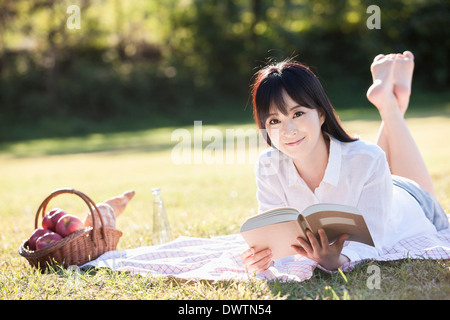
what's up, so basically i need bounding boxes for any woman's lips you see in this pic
[285,137,304,146]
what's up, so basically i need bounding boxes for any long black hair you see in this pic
[251,58,357,146]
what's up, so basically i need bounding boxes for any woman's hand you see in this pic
[240,247,273,274]
[292,229,349,270]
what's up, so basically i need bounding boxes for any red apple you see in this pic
[55,214,84,237]
[28,228,52,250]
[42,208,67,231]
[36,232,63,250]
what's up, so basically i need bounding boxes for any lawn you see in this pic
[0,106,449,300]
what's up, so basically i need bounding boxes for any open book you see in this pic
[240,203,374,260]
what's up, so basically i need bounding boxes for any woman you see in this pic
[241,52,448,272]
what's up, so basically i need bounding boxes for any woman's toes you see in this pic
[374,54,385,62]
[403,51,414,60]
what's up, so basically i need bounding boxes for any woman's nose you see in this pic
[282,120,297,137]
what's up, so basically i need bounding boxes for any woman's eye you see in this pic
[268,119,280,125]
[293,111,304,118]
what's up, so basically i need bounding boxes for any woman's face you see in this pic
[264,90,325,160]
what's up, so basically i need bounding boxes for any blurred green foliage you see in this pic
[0,0,449,141]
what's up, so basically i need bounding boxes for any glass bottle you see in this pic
[152,187,172,245]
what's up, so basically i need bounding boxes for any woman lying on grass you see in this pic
[241,51,449,273]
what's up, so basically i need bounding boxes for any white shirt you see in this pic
[254,135,437,262]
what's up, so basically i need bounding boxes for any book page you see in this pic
[240,207,300,232]
[240,220,307,260]
[302,203,360,217]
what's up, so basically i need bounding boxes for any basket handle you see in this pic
[34,188,107,243]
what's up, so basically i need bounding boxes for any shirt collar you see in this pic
[287,133,342,187]
[287,156,299,187]
[322,134,342,187]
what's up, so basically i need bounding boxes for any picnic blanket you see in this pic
[82,222,450,282]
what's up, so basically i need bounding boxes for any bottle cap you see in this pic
[152,187,161,195]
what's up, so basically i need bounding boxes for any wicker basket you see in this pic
[18,188,122,271]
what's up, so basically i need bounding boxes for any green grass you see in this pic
[1,106,449,300]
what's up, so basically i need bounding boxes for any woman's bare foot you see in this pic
[366,54,397,112]
[103,190,135,217]
[370,54,386,82]
[393,51,414,115]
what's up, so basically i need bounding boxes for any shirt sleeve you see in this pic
[341,151,392,262]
